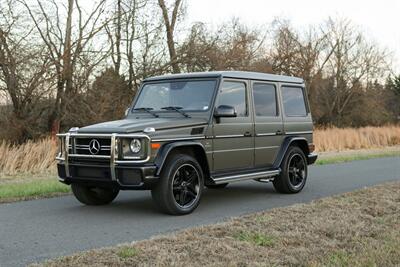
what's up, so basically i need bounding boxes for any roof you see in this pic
[143,71,304,84]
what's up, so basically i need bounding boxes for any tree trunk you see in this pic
[158,0,182,73]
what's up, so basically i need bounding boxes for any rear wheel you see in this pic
[273,146,307,194]
[71,184,119,205]
[151,154,204,215]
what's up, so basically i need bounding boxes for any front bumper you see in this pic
[307,153,318,165]
[57,162,158,189]
[56,132,158,189]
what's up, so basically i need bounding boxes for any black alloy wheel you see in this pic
[287,153,306,189]
[151,153,204,215]
[171,163,201,209]
[273,146,307,194]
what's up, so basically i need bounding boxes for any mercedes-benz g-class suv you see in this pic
[56,71,317,215]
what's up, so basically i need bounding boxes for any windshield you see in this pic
[133,80,217,112]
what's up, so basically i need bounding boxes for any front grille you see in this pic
[69,137,111,156]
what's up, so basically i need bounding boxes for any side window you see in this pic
[217,81,247,117]
[281,86,307,117]
[253,83,277,116]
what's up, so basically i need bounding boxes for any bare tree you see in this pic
[20,0,108,133]
[180,20,267,72]
[158,0,183,73]
[105,0,169,92]
[0,0,55,140]
[105,0,122,74]
[319,18,390,125]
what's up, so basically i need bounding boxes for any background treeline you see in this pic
[1,0,400,143]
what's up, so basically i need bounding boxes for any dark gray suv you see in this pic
[56,71,317,215]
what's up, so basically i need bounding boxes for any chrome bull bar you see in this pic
[56,132,151,181]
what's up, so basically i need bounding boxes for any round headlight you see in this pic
[129,139,142,153]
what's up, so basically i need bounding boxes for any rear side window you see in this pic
[217,81,247,117]
[281,86,307,117]
[253,83,277,116]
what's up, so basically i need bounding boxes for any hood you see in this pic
[77,117,208,134]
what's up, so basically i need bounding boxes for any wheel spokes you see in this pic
[172,164,200,208]
[288,154,306,187]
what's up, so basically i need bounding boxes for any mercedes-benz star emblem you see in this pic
[88,139,101,155]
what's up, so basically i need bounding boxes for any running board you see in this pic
[211,169,280,185]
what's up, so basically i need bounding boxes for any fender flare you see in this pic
[273,136,309,168]
[154,141,209,176]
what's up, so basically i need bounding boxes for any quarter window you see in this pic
[253,83,277,116]
[217,81,247,117]
[281,86,307,117]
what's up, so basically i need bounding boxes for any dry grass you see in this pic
[314,125,400,152]
[0,138,57,178]
[35,182,400,267]
[1,125,400,178]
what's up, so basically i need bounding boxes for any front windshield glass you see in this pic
[133,80,217,112]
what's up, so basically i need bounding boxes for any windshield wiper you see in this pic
[161,106,190,118]
[133,107,159,118]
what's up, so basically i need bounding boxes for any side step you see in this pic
[211,169,280,185]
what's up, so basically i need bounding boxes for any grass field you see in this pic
[314,125,400,152]
[316,149,400,165]
[34,182,400,267]
[0,138,57,177]
[0,178,70,203]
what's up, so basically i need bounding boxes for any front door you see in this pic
[212,79,254,172]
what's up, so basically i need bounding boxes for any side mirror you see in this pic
[124,108,130,117]
[214,105,237,119]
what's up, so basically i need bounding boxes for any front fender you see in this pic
[154,141,208,176]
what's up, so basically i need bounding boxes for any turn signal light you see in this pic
[151,143,161,149]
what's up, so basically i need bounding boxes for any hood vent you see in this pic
[191,127,204,135]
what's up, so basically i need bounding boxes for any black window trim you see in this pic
[216,79,249,118]
[252,81,279,118]
[281,85,309,118]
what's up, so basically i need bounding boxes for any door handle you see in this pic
[276,130,284,135]
[244,131,252,137]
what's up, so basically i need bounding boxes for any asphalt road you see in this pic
[1,157,399,267]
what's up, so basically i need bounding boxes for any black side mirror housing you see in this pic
[214,105,237,121]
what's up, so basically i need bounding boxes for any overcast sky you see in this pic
[186,0,400,72]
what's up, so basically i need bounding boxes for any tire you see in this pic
[205,183,228,189]
[273,146,307,194]
[71,183,119,205]
[151,153,204,215]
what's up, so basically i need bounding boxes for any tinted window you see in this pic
[217,81,247,117]
[134,80,216,111]
[253,83,277,116]
[282,86,307,116]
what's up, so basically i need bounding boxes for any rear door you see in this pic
[251,81,284,167]
[280,84,313,141]
[212,79,254,172]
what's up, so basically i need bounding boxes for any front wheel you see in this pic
[273,146,307,194]
[71,184,119,205]
[151,154,204,215]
